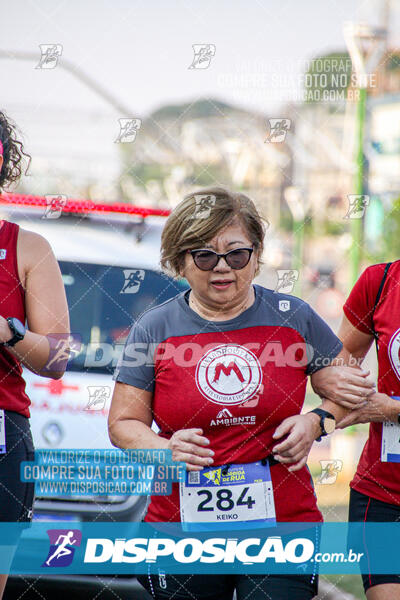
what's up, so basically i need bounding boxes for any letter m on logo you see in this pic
[213,361,245,383]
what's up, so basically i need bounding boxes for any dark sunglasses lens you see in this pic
[226,249,251,269]
[193,251,218,270]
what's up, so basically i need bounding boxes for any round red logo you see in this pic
[195,344,262,405]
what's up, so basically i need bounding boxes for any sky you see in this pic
[0,0,398,188]
[2,0,397,118]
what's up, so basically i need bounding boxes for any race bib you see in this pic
[0,410,6,454]
[179,461,276,529]
[381,397,400,462]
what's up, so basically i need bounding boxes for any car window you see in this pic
[60,261,188,374]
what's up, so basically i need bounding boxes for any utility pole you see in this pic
[284,186,306,298]
[344,23,387,284]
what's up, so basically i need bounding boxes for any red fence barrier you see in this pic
[0,193,171,217]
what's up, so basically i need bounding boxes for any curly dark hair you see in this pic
[0,110,31,191]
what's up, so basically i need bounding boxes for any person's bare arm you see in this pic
[338,314,376,359]
[0,229,70,378]
[272,317,377,469]
[109,382,215,471]
[311,316,382,428]
[271,399,349,472]
[310,341,376,433]
[337,392,400,428]
[272,345,371,470]
[311,340,375,409]
[332,315,400,428]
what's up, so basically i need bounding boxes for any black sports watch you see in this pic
[4,317,26,347]
[310,408,336,442]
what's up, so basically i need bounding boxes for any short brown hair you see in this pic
[160,186,267,278]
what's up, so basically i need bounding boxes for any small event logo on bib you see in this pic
[388,328,400,382]
[195,344,262,405]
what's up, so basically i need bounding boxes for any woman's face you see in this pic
[180,219,259,309]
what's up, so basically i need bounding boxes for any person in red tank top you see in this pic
[0,110,70,599]
[312,262,400,599]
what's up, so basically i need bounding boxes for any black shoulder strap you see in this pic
[372,262,392,341]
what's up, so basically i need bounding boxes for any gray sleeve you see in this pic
[112,318,156,392]
[305,304,343,375]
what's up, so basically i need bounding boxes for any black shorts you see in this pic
[348,487,400,592]
[0,410,35,523]
[137,572,318,600]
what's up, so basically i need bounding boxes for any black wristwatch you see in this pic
[310,408,336,442]
[4,317,26,347]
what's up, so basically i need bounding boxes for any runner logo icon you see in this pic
[42,529,82,567]
[196,344,262,406]
[121,269,145,294]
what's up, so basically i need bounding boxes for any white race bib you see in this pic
[381,396,400,463]
[179,461,276,529]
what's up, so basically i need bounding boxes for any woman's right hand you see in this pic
[167,428,215,471]
[0,316,12,344]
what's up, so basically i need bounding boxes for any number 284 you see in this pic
[197,487,255,511]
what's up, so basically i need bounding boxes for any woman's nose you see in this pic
[213,256,231,271]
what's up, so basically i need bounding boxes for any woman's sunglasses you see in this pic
[188,247,254,271]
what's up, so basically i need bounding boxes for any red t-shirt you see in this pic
[344,261,400,505]
[115,284,343,522]
[0,220,30,417]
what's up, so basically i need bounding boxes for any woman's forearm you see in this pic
[304,399,349,439]
[7,331,69,379]
[109,418,169,451]
[319,399,349,423]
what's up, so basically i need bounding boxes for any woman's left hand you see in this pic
[336,393,393,428]
[272,413,321,472]
[310,365,375,408]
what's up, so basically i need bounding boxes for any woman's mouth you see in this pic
[210,280,234,289]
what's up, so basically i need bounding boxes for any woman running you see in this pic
[109,187,371,600]
[0,110,70,598]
